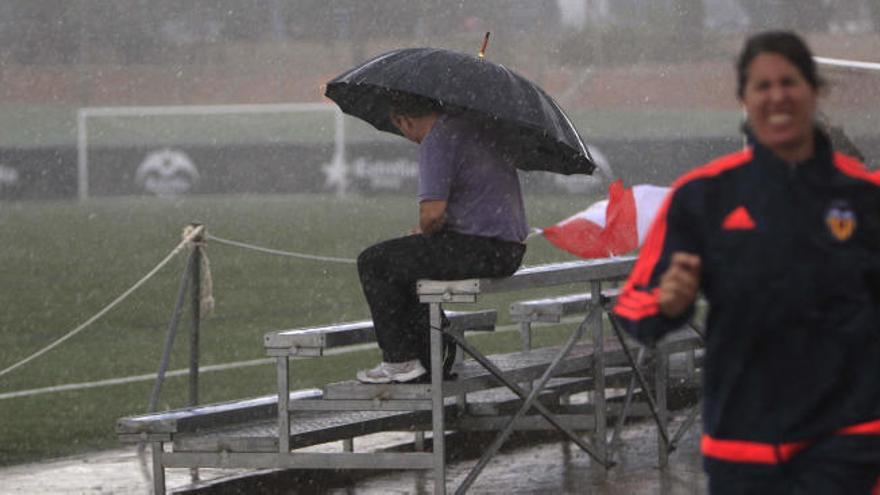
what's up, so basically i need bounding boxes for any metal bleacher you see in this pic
[117,256,704,494]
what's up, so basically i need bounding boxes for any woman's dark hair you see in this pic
[736,30,824,98]
[387,91,442,117]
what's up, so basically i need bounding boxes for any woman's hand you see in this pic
[659,252,701,318]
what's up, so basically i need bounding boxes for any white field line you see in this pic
[0,319,585,401]
[0,358,273,400]
[79,102,336,118]
[0,341,371,401]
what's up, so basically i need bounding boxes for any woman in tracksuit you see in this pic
[614,31,880,494]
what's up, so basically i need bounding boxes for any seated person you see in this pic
[356,92,528,383]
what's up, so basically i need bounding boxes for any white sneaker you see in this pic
[356,360,427,384]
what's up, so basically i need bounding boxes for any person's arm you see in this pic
[613,185,702,346]
[419,200,447,235]
[416,117,454,235]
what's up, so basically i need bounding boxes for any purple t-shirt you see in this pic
[418,114,528,243]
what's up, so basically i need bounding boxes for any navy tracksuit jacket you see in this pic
[613,131,880,486]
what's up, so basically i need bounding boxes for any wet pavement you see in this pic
[318,418,707,495]
[0,446,235,495]
[0,414,706,494]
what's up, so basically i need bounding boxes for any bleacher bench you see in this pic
[123,256,705,495]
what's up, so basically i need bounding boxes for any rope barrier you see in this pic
[206,233,357,264]
[3,226,516,383]
[198,249,215,317]
[0,225,206,381]
[0,317,562,401]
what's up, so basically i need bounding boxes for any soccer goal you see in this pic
[76,103,345,200]
[813,55,880,168]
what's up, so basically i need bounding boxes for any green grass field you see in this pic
[1,103,751,150]
[0,192,601,466]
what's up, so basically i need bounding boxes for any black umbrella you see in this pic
[324,46,595,176]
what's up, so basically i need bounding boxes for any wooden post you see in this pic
[188,222,203,408]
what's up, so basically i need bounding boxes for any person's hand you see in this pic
[410,226,422,235]
[658,252,701,318]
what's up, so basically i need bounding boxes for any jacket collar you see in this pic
[751,127,834,182]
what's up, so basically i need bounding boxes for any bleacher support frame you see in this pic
[118,255,705,494]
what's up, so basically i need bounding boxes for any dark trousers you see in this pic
[709,463,879,495]
[357,230,525,363]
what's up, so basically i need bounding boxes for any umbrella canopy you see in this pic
[325,47,595,175]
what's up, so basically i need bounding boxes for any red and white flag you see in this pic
[540,180,669,259]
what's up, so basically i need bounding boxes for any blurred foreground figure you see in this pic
[614,31,880,494]
[356,92,527,383]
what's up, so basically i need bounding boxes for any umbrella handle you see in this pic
[478,32,490,59]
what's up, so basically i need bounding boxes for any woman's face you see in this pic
[741,52,818,160]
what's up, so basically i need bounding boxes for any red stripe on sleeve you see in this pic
[837,417,880,435]
[833,152,880,186]
[615,149,753,322]
[613,298,660,320]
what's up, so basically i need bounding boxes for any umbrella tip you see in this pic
[478,32,490,59]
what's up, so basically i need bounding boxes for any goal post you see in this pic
[73,56,878,201]
[76,102,345,200]
[812,55,880,169]
[814,56,880,73]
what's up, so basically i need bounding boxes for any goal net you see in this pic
[813,56,880,170]
[76,103,344,199]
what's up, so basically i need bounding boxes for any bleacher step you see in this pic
[322,341,630,401]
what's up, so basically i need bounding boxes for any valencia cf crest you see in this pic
[825,201,857,242]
